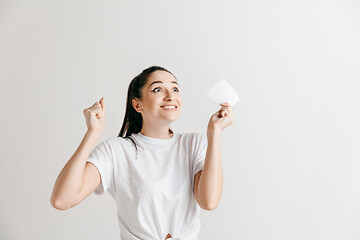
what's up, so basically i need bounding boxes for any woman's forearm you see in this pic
[50,130,101,209]
[197,127,223,209]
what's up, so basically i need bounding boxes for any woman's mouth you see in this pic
[160,105,178,111]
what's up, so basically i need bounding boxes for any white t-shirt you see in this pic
[86,132,208,240]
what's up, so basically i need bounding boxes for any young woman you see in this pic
[50,66,234,240]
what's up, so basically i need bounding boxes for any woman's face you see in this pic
[133,70,182,123]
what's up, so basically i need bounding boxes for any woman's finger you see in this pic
[220,106,231,114]
[100,97,105,112]
[220,109,228,117]
[220,103,232,110]
[220,102,231,107]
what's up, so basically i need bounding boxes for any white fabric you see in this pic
[86,132,208,240]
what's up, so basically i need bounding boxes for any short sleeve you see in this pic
[86,139,114,195]
[192,133,208,178]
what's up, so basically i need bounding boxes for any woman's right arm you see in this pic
[50,130,102,210]
[50,97,106,210]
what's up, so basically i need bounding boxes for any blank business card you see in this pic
[206,79,239,106]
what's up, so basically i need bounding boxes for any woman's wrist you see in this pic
[207,123,221,136]
[86,129,103,138]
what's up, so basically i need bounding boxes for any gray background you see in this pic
[1,0,360,239]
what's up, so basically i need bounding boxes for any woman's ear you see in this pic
[132,98,142,112]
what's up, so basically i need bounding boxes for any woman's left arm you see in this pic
[197,102,234,210]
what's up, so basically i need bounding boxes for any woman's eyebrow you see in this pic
[149,81,179,88]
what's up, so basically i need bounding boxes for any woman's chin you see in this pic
[161,115,179,122]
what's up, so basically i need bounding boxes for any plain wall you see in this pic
[0,0,359,239]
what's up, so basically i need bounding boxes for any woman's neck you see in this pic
[140,130,173,139]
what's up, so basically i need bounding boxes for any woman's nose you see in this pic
[164,92,175,100]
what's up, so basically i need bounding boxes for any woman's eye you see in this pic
[152,87,179,92]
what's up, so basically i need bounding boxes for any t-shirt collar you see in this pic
[132,132,178,145]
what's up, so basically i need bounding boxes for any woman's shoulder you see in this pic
[98,136,137,158]
[178,132,206,143]
[99,136,135,148]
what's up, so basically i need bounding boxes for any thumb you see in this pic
[99,97,105,112]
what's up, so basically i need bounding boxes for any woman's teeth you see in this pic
[161,106,176,109]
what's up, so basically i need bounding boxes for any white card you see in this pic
[206,79,239,106]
